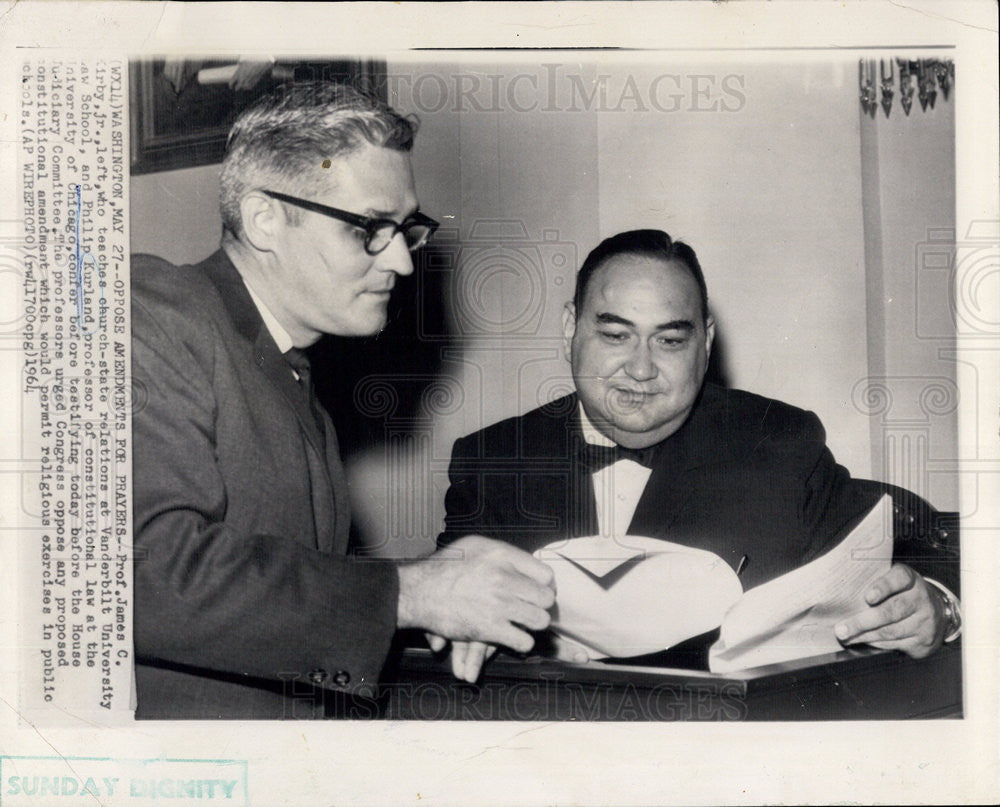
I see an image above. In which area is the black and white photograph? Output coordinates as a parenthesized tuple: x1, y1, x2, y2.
(128, 51, 965, 720)
(2, 2, 997, 806)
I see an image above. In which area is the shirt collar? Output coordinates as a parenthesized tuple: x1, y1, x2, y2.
(578, 402, 616, 447)
(243, 280, 294, 353)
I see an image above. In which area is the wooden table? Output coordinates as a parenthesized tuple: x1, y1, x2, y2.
(380, 642, 962, 721)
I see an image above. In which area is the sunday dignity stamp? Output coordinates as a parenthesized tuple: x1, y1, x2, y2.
(0, 757, 247, 806)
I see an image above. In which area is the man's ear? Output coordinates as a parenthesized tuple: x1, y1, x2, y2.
(704, 314, 716, 361)
(561, 302, 577, 363)
(239, 191, 285, 253)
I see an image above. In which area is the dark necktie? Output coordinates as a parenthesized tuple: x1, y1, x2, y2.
(284, 347, 326, 439)
(576, 441, 657, 473)
(283, 346, 341, 548)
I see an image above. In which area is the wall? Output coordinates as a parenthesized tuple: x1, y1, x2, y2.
(131, 164, 221, 264)
(860, 78, 958, 508)
(346, 59, 603, 555)
(595, 59, 872, 476)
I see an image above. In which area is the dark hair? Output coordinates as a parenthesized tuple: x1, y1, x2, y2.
(220, 81, 417, 238)
(573, 229, 709, 322)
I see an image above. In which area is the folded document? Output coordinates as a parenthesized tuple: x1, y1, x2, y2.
(534, 495, 894, 672)
(534, 535, 743, 659)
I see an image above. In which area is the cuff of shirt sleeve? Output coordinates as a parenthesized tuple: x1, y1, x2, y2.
(924, 577, 962, 642)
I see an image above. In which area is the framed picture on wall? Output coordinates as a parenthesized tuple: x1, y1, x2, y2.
(129, 57, 387, 174)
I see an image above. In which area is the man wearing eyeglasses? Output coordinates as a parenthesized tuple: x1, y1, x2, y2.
(130, 82, 555, 719)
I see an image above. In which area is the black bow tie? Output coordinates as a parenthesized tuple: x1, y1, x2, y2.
(576, 441, 658, 472)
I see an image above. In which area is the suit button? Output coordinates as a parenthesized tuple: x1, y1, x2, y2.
(307, 669, 329, 685)
(333, 670, 351, 687)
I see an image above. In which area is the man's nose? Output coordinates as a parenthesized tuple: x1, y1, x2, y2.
(624, 342, 657, 381)
(375, 232, 415, 277)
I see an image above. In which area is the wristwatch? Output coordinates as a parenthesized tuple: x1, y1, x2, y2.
(927, 580, 962, 643)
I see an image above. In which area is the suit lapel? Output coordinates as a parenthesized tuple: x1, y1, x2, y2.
(514, 396, 598, 541)
(628, 465, 688, 538)
(198, 250, 341, 551)
(566, 428, 600, 538)
(627, 385, 727, 538)
(200, 250, 328, 456)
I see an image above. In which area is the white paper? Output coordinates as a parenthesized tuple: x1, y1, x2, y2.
(709, 495, 894, 673)
(536, 536, 743, 658)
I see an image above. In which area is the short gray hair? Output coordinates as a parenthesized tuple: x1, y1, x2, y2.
(219, 81, 417, 238)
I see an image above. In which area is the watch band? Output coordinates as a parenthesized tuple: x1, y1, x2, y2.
(926, 579, 962, 643)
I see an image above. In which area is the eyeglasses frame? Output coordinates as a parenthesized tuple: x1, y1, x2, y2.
(262, 189, 439, 255)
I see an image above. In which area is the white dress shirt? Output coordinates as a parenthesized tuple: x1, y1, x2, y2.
(244, 280, 294, 353)
(578, 404, 653, 538)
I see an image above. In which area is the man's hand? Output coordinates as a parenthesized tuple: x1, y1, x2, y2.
(448, 640, 497, 683)
(447, 634, 590, 684)
(834, 563, 946, 658)
(422, 635, 495, 684)
(397, 536, 556, 655)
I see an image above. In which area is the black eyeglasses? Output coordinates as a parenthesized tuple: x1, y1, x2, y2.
(263, 190, 440, 255)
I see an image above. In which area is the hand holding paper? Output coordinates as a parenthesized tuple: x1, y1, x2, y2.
(532, 495, 913, 674)
(708, 495, 895, 672)
(834, 562, 948, 658)
(445, 495, 939, 680)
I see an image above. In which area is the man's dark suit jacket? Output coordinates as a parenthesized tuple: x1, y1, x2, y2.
(440, 386, 957, 605)
(131, 250, 398, 719)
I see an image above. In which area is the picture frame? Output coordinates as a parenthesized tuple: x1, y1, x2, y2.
(129, 57, 387, 174)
